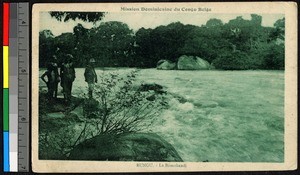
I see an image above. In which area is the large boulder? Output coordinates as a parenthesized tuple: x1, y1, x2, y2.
(139, 83, 164, 93)
(157, 60, 176, 70)
(177, 55, 211, 70)
(69, 133, 183, 161)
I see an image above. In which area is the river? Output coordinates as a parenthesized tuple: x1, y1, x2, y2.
(39, 68, 284, 162)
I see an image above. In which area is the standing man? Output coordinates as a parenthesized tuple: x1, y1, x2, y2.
(60, 54, 76, 103)
(51, 55, 60, 98)
(84, 58, 98, 98)
(41, 58, 60, 99)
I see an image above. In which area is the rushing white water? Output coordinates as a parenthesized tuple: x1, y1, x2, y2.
(39, 68, 284, 162)
(134, 69, 284, 162)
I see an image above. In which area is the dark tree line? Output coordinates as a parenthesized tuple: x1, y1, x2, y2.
(39, 13, 284, 70)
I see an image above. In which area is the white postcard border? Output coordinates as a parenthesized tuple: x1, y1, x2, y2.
(32, 2, 297, 173)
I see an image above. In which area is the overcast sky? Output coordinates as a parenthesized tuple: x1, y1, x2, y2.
(39, 12, 284, 36)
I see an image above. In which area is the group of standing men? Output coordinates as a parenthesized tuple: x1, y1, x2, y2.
(41, 54, 98, 103)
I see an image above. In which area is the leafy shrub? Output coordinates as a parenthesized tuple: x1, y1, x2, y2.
(82, 70, 165, 135)
(263, 43, 284, 70)
(213, 51, 251, 70)
(39, 70, 165, 159)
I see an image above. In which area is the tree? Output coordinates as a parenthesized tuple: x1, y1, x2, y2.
(49, 12, 105, 24)
(181, 24, 228, 63)
(40, 30, 55, 38)
(250, 14, 262, 26)
(270, 17, 285, 41)
(213, 50, 251, 70)
(274, 17, 285, 30)
(54, 32, 77, 65)
(263, 43, 284, 70)
(46, 12, 106, 67)
(135, 22, 196, 67)
(39, 30, 56, 67)
(135, 27, 154, 67)
(224, 16, 254, 52)
(73, 24, 90, 66)
(89, 21, 135, 67)
(206, 18, 223, 27)
(40, 14, 284, 70)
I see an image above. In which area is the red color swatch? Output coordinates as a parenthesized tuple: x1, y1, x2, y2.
(3, 3, 10, 46)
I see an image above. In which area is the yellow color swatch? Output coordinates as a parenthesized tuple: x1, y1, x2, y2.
(3, 46, 9, 88)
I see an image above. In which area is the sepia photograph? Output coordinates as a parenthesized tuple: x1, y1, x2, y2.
(32, 2, 297, 172)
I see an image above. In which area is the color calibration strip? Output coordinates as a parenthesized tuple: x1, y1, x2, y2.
(9, 3, 19, 172)
(3, 2, 29, 172)
(17, 3, 30, 172)
(3, 2, 10, 172)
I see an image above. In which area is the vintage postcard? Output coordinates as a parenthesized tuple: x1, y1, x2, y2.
(32, 2, 297, 173)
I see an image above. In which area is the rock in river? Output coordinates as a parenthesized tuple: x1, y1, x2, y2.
(139, 83, 165, 94)
(177, 55, 211, 70)
(157, 59, 176, 70)
(69, 133, 183, 161)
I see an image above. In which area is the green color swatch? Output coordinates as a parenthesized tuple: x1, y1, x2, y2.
(3, 88, 9, 131)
